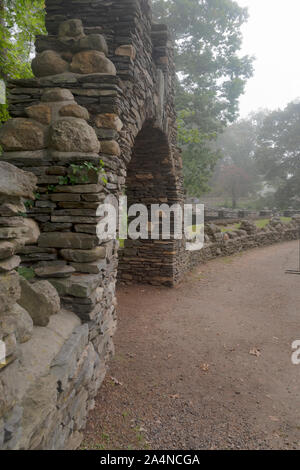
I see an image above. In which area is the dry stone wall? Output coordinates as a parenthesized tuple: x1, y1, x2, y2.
(185, 218, 300, 271)
(0, 0, 298, 451)
(0, 0, 183, 450)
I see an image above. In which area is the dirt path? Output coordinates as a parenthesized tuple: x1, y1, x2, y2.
(83, 241, 300, 450)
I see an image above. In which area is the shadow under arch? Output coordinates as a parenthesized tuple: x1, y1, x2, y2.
(118, 120, 182, 286)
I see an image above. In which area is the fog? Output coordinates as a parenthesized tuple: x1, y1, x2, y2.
(237, 0, 300, 116)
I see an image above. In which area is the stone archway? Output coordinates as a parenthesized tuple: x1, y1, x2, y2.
(0, 0, 185, 449)
(118, 120, 181, 286)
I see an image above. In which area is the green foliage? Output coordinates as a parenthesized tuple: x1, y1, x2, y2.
(153, 0, 254, 196)
(17, 266, 35, 281)
(0, 0, 46, 121)
(255, 101, 300, 208)
(58, 161, 107, 186)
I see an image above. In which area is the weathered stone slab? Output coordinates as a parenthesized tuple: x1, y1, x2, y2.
(0, 162, 37, 199)
(48, 274, 100, 299)
(0, 119, 46, 151)
(38, 232, 98, 249)
(0, 241, 16, 260)
(41, 88, 74, 102)
(0, 271, 21, 314)
(34, 263, 75, 279)
(8, 303, 33, 343)
(18, 278, 60, 327)
(22, 219, 40, 245)
(60, 246, 105, 263)
(0, 227, 28, 240)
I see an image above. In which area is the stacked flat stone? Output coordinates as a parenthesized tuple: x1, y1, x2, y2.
(0, 0, 181, 450)
(0, 163, 36, 367)
(0, 162, 62, 366)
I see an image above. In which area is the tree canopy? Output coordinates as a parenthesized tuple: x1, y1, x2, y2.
(153, 0, 254, 196)
(255, 101, 300, 208)
(0, 0, 45, 121)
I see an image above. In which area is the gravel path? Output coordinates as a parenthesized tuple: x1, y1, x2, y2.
(83, 241, 300, 450)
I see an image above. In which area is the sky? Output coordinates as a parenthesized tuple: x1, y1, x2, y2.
(237, 0, 300, 117)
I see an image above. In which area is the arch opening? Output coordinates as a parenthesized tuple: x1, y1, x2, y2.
(118, 121, 181, 286)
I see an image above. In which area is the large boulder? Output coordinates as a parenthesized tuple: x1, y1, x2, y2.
(22, 218, 40, 245)
(76, 34, 108, 55)
(58, 19, 85, 42)
(32, 50, 69, 77)
(0, 162, 37, 199)
(59, 104, 89, 120)
(94, 113, 123, 131)
(70, 51, 116, 75)
(18, 278, 60, 327)
(0, 271, 21, 314)
(49, 117, 100, 153)
(1, 303, 33, 343)
(41, 88, 74, 103)
(0, 119, 46, 152)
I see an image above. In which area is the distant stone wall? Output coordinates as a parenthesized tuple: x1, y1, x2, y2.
(185, 218, 300, 271)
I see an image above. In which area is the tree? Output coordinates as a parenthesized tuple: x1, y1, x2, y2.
(255, 101, 300, 208)
(206, 112, 267, 208)
(152, 0, 254, 196)
(0, 0, 46, 122)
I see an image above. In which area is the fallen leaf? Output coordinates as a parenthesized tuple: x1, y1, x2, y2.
(110, 376, 123, 386)
(250, 348, 261, 357)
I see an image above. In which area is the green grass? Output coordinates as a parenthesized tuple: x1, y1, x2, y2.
(220, 217, 292, 233)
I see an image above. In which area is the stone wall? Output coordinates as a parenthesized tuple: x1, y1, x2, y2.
(185, 218, 300, 271)
(0, 161, 114, 449)
(0, 0, 183, 450)
(0, 0, 298, 451)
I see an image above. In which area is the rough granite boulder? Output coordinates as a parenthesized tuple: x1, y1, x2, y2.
(18, 278, 60, 327)
(2, 303, 33, 343)
(70, 51, 116, 75)
(58, 19, 85, 42)
(59, 104, 89, 120)
(49, 118, 100, 153)
(22, 219, 41, 246)
(32, 50, 69, 77)
(76, 34, 108, 54)
(0, 271, 21, 314)
(41, 88, 74, 103)
(0, 119, 46, 152)
(60, 246, 106, 263)
(25, 104, 52, 126)
(94, 113, 123, 131)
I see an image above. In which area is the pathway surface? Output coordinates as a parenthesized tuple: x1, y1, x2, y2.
(83, 241, 300, 450)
